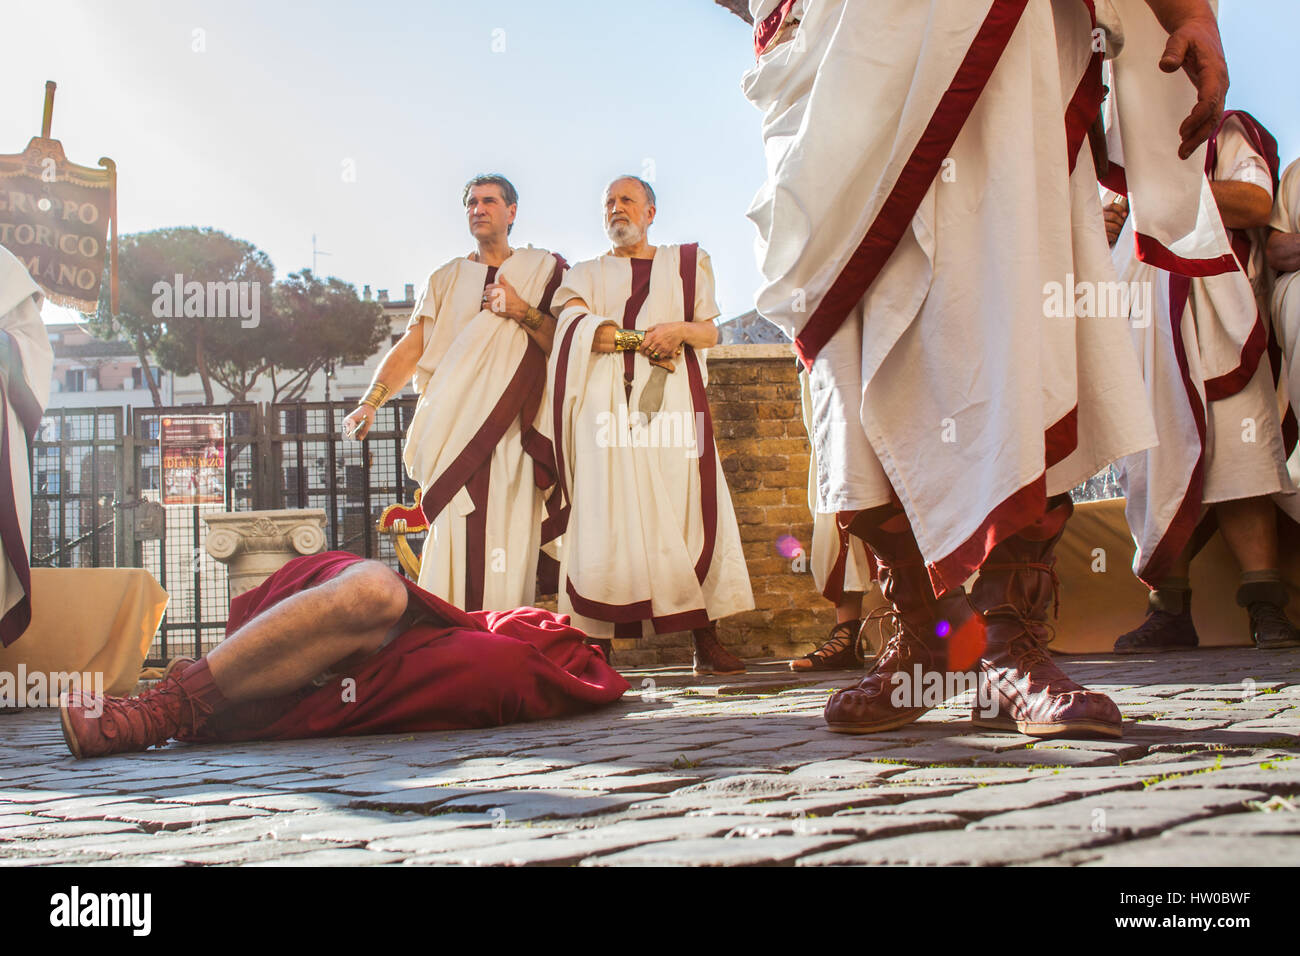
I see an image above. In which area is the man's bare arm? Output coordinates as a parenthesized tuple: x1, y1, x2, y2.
(1267, 229, 1300, 274)
(523, 313, 557, 354)
(342, 325, 424, 439)
(559, 296, 676, 371)
(559, 297, 617, 353)
(505, 299, 557, 354)
(366, 324, 423, 394)
(1144, 0, 1228, 159)
(642, 320, 719, 359)
(1210, 181, 1273, 230)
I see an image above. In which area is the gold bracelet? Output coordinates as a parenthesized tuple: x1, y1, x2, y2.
(613, 328, 645, 351)
(521, 306, 544, 331)
(360, 382, 390, 410)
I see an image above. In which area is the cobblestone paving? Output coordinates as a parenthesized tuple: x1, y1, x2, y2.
(1, 648, 1297, 866)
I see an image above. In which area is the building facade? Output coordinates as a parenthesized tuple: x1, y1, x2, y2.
(45, 322, 174, 409)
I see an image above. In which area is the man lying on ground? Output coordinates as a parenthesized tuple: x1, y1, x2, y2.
(59, 552, 629, 758)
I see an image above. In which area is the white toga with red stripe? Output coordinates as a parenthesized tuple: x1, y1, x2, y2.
(741, 0, 1226, 595)
(549, 245, 754, 638)
(1113, 112, 1298, 583)
(402, 246, 565, 612)
(0, 245, 51, 647)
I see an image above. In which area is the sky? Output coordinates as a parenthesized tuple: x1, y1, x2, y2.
(2, 0, 1298, 327)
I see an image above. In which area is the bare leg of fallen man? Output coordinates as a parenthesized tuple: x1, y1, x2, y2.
(204, 561, 410, 699)
(60, 560, 411, 758)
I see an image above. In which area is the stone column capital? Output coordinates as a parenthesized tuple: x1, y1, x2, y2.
(204, 509, 328, 597)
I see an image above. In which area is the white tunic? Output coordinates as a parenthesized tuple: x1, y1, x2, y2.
(1113, 114, 1297, 583)
(799, 369, 872, 602)
(742, 0, 1188, 594)
(549, 244, 754, 637)
(0, 245, 51, 646)
(402, 246, 566, 611)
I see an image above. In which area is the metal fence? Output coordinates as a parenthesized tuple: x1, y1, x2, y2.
(270, 400, 420, 561)
(1071, 465, 1123, 504)
(30, 399, 421, 665)
(29, 406, 126, 572)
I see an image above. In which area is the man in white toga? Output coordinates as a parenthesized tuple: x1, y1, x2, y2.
(344, 174, 566, 612)
(548, 176, 755, 675)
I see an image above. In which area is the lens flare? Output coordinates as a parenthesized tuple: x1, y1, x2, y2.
(776, 535, 803, 559)
(935, 619, 951, 638)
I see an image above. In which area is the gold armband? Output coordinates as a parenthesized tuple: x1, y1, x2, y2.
(520, 306, 544, 331)
(613, 328, 645, 351)
(360, 382, 391, 410)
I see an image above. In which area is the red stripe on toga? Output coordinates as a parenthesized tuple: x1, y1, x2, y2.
(622, 259, 654, 399)
(565, 579, 711, 634)
(1199, 112, 1279, 401)
(753, 0, 799, 58)
(543, 316, 584, 543)
(463, 459, 491, 612)
(925, 404, 1079, 596)
(418, 266, 547, 602)
(1132, 273, 1207, 586)
(1133, 235, 1240, 277)
(793, 0, 1032, 369)
(539, 254, 568, 315)
(1064, 3, 1101, 176)
(678, 243, 719, 585)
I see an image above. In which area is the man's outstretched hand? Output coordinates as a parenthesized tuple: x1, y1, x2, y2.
(343, 405, 375, 441)
(1148, 1, 1228, 159)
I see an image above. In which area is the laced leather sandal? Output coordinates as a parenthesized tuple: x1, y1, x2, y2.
(790, 619, 864, 671)
(969, 499, 1122, 739)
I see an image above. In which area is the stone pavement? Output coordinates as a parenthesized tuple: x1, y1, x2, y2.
(0, 648, 1297, 866)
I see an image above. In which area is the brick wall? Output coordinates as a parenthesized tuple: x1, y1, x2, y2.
(610, 343, 839, 667)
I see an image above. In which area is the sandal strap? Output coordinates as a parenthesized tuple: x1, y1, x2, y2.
(807, 619, 859, 658)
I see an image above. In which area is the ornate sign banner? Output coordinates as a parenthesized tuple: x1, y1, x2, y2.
(0, 82, 118, 313)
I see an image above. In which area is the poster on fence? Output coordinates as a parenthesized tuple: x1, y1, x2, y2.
(160, 415, 225, 506)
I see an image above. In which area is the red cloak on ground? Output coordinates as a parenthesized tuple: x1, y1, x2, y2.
(189, 551, 629, 742)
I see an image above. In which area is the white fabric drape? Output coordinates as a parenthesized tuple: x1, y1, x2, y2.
(742, 0, 1181, 593)
(0, 245, 52, 646)
(402, 246, 564, 611)
(549, 245, 754, 637)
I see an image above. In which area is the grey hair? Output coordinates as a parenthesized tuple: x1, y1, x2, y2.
(609, 175, 656, 207)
